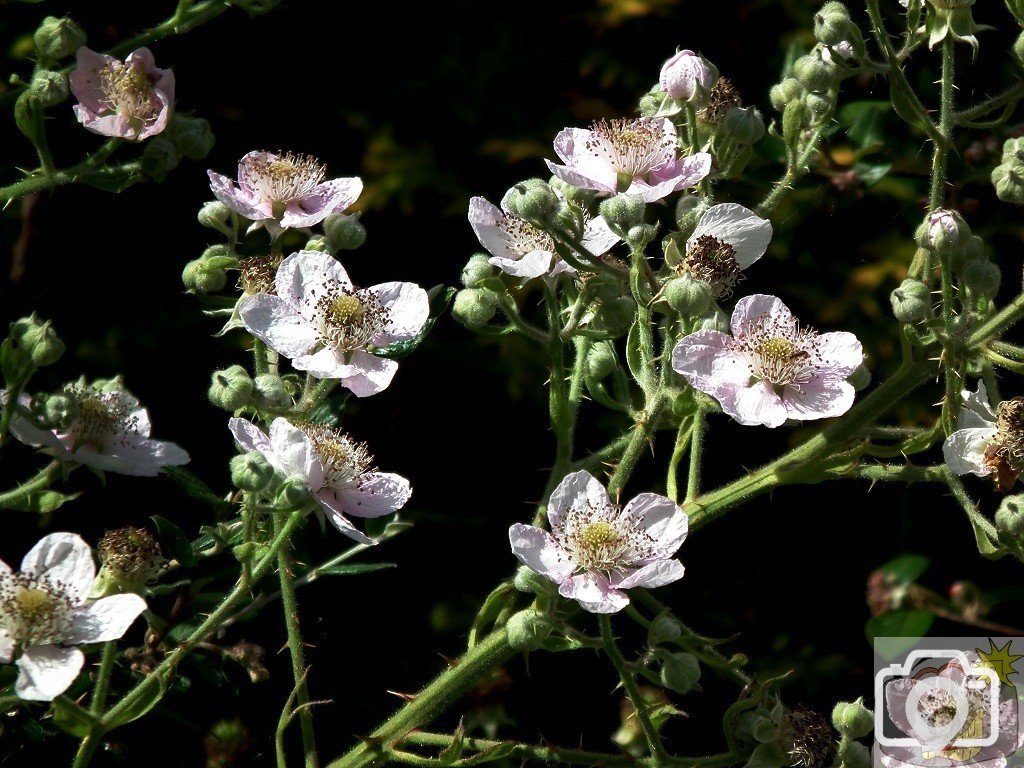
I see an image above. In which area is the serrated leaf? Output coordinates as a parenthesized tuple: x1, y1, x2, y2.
(162, 467, 231, 510)
(373, 285, 454, 360)
(151, 515, 197, 568)
(9, 489, 80, 514)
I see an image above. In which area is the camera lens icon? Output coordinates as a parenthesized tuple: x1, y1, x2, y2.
(902, 674, 971, 751)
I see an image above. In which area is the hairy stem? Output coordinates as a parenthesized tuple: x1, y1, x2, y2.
(0, 461, 64, 510)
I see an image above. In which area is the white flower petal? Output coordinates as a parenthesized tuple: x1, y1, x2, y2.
(943, 427, 997, 477)
(689, 203, 772, 269)
(275, 249, 352, 305)
(581, 216, 621, 257)
(959, 380, 997, 429)
(15, 645, 85, 701)
(623, 493, 688, 557)
(671, 331, 749, 394)
(558, 572, 629, 614)
(547, 470, 610, 529)
(21, 533, 95, 602)
(730, 294, 792, 337)
(814, 332, 864, 377)
(719, 381, 789, 428)
(508, 523, 575, 583)
(229, 417, 272, 455)
(613, 560, 685, 590)
(468, 197, 518, 262)
(67, 594, 146, 644)
(238, 294, 319, 359)
(268, 418, 325, 489)
(316, 493, 376, 545)
(0, 629, 13, 663)
(327, 472, 411, 518)
(292, 347, 349, 380)
(336, 351, 400, 398)
(488, 250, 553, 278)
(783, 378, 855, 421)
(368, 281, 430, 345)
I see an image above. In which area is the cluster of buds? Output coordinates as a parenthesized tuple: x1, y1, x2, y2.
(912, 209, 1000, 312)
(992, 137, 1024, 205)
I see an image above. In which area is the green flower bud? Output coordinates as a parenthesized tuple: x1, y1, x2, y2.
(230, 451, 275, 493)
(648, 615, 682, 647)
(804, 92, 833, 123)
(452, 288, 498, 329)
(461, 254, 497, 288)
(627, 223, 657, 249)
(848, 363, 872, 392)
(839, 741, 871, 768)
(29, 70, 68, 107)
(253, 373, 291, 409)
(549, 177, 595, 205)
(700, 309, 730, 333)
(962, 258, 1000, 299)
(198, 200, 233, 235)
(1014, 32, 1024, 68)
(924, 1, 980, 52)
(659, 651, 701, 694)
(831, 697, 874, 740)
(92, 527, 166, 597)
(548, 201, 585, 241)
(723, 106, 765, 145)
(793, 53, 836, 93)
(814, 2, 854, 47)
(599, 194, 646, 238)
(513, 565, 556, 595)
(141, 137, 180, 182)
(208, 365, 254, 411)
(33, 16, 86, 62)
(992, 139, 1024, 205)
(11, 314, 64, 366)
(664, 275, 712, 317)
(595, 296, 638, 337)
(39, 392, 78, 430)
(324, 213, 367, 252)
(890, 279, 931, 322)
(674, 196, 711, 239)
(503, 179, 559, 224)
(505, 609, 554, 651)
(168, 114, 215, 160)
(769, 77, 804, 113)
(276, 477, 313, 509)
(995, 495, 1024, 545)
(639, 88, 682, 118)
(917, 209, 970, 252)
(182, 246, 237, 294)
(585, 341, 618, 381)
(305, 235, 329, 252)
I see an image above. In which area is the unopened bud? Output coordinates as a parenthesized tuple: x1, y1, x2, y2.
(585, 341, 618, 381)
(962, 258, 1000, 299)
(29, 70, 69, 107)
(167, 115, 214, 160)
(253, 373, 291, 409)
(992, 139, 1024, 205)
(276, 477, 313, 509)
(513, 565, 556, 595)
(323, 213, 367, 252)
(548, 201, 585, 241)
(664, 275, 712, 316)
(770, 77, 804, 112)
(995, 495, 1024, 546)
(183, 246, 237, 294)
(917, 209, 970, 252)
(793, 53, 836, 93)
(34, 16, 85, 62)
(461, 254, 497, 288)
(648, 615, 682, 646)
(831, 697, 874, 739)
(208, 365, 254, 411)
(11, 314, 64, 366)
(599, 194, 646, 237)
(848, 363, 872, 391)
(453, 288, 498, 329)
(503, 179, 559, 224)
(506, 609, 554, 651)
(39, 392, 77, 429)
(141, 137, 180, 182)
(658, 651, 701, 694)
(198, 201, 233, 235)
(659, 49, 718, 101)
(1014, 32, 1024, 68)
(230, 451, 275, 494)
(723, 106, 765, 145)
(840, 742, 871, 768)
(890, 279, 932, 322)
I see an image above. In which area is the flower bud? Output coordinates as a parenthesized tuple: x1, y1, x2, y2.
(995, 495, 1024, 545)
(230, 451, 275, 494)
(461, 254, 497, 288)
(253, 373, 291, 409)
(548, 201, 585, 241)
(840, 742, 871, 768)
(831, 697, 873, 739)
(585, 341, 618, 381)
(664, 275, 712, 317)
(769, 77, 805, 112)
(276, 477, 313, 510)
(513, 565, 556, 595)
(324, 213, 367, 252)
(11, 313, 64, 366)
(168, 115, 215, 160)
(814, 2, 855, 47)
(597, 296, 638, 337)
(793, 53, 836, 93)
(648, 615, 682, 647)
(453, 288, 498, 329)
(29, 70, 69, 107)
(208, 365, 254, 411)
(183, 246, 237, 294)
(141, 137, 180, 182)
(962, 258, 1000, 299)
(305, 235, 329, 252)
(92, 527, 166, 597)
(549, 177, 595, 205)
(723, 106, 765, 145)
(599, 195, 646, 238)
(674, 196, 711, 238)
(848, 363, 872, 392)
(658, 651, 701, 694)
(992, 139, 1024, 205)
(506, 609, 554, 651)
(890, 279, 932, 323)
(659, 49, 718, 101)
(804, 92, 833, 123)
(33, 16, 86, 62)
(917, 209, 969, 252)
(39, 392, 78, 429)
(503, 179, 560, 224)
(198, 201, 233, 235)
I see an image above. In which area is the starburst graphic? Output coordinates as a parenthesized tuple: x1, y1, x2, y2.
(976, 639, 1023, 688)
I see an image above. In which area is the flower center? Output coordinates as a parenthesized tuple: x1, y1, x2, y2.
(736, 313, 820, 389)
(501, 214, 555, 256)
(553, 504, 656, 573)
(99, 61, 159, 124)
(587, 118, 675, 182)
(699, 77, 742, 124)
(311, 287, 388, 353)
(301, 424, 373, 485)
(984, 397, 1024, 489)
(0, 576, 74, 646)
(65, 389, 138, 449)
(238, 254, 281, 295)
(679, 235, 741, 297)
(244, 152, 326, 206)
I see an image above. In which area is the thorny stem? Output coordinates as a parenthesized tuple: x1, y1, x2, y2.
(0, 460, 64, 510)
(685, 409, 705, 503)
(666, 420, 693, 503)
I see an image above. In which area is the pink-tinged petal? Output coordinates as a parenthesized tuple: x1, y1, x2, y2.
(613, 559, 685, 590)
(545, 159, 615, 195)
(644, 152, 712, 194)
(783, 378, 855, 421)
(718, 381, 788, 428)
(508, 523, 575, 583)
(73, 108, 134, 139)
(208, 170, 268, 220)
(7, 392, 63, 451)
(137, 79, 174, 139)
(368, 281, 430, 345)
(547, 471, 610, 529)
(581, 216, 621, 257)
(622, 493, 688, 557)
(558, 572, 629, 614)
(15, 645, 84, 702)
(336, 351, 399, 398)
(21, 533, 95, 602)
(276, 249, 353, 305)
(229, 417, 272, 455)
(671, 331, 750, 394)
(943, 426, 997, 477)
(468, 197, 518, 262)
(328, 472, 411, 518)
(125, 47, 157, 72)
(68, 47, 116, 113)
(315, 492, 375, 545)
(488, 250, 553, 279)
(268, 418, 324, 489)
(280, 177, 363, 229)
(239, 294, 318, 359)
(551, 127, 619, 191)
(0, 630, 12, 664)
(688, 203, 772, 270)
(959, 380, 997, 429)
(75, 439, 188, 477)
(814, 332, 864, 377)
(67, 594, 146, 644)
(730, 294, 792, 337)
(292, 347, 348, 380)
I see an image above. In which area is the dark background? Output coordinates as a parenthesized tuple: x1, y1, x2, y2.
(1, 0, 1023, 765)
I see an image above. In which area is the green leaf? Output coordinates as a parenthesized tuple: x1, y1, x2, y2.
(840, 101, 890, 153)
(316, 563, 396, 577)
(162, 467, 231, 510)
(878, 554, 930, 588)
(866, 610, 935, 661)
(468, 581, 516, 649)
(374, 285, 455, 360)
(104, 677, 167, 731)
(306, 391, 350, 429)
(151, 515, 198, 568)
(50, 697, 97, 738)
(146, 579, 191, 597)
(889, 76, 929, 133)
(539, 634, 586, 653)
(9, 489, 80, 514)
(853, 162, 892, 187)
(745, 741, 788, 768)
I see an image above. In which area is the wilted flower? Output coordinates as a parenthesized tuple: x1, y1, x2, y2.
(672, 294, 863, 428)
(208, 151, 362, 233)
(229, 417, 411, 544)
(675, 203, 772, 298)
(659, 50, 718, 101)
(508, 470, 688, 614)
(9, 382, 189, 476)
(943, 381, 1024, 491)
(468, 192, 620, 279)
(69, 47, 174, 141)
(0, 533, 146, 701)
(95, 527, 166, 594)
(546, 118, 712, 203)
(780, 708, 834, 768)
(239, 250, 429, 397)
